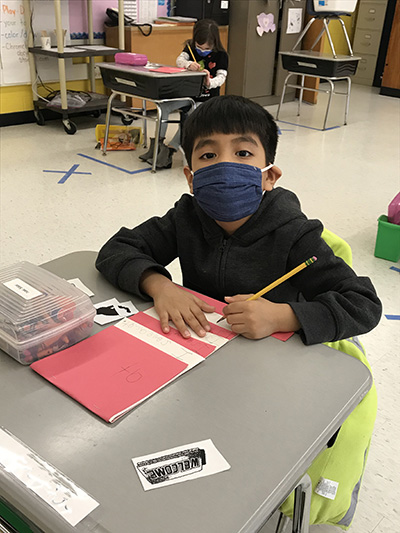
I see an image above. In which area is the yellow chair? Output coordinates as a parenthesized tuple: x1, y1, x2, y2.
(276, 229, 377, 532)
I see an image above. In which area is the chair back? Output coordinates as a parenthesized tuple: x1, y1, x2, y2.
(321, 228, 353, 267)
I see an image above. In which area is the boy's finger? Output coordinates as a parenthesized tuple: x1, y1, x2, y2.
(225, 294, 253, 302)
(170, 312, 190, 339)
(191, 307, 211, 332)
(197, 300, 215, 313)
(158, 311, 170, 334)
(182, 311, 207, 337)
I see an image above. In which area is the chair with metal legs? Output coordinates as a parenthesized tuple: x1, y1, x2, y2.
(102, 91, 195, 173)
(274, 474, 312, 533)
(276, 0, 360, 130)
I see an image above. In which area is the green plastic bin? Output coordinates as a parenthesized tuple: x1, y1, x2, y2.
(374, 215, 400, 262)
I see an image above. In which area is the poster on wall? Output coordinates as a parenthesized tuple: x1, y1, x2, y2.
(286, 8, 303, 34)
(0, 0, 69, 86)
(0, 1, 30, 84)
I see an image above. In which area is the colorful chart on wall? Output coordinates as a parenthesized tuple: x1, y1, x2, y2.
(0, 0, 69, 86)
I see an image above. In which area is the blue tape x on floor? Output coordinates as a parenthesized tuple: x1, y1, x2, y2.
(78, 153, 152, 175)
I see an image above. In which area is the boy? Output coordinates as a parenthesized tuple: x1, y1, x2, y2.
(96, 95, 381, 345)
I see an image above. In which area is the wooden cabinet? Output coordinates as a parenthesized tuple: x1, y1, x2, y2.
(352, 0, 389, 85)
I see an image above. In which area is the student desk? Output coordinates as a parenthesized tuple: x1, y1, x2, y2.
(0, 252, 373, 533)
(97, 62, 205, 172)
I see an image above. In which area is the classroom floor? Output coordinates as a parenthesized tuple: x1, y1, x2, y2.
(0, 83, 399, 533)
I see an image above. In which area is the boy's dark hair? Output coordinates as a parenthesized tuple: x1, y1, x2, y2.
(187, 19, 226, 53)
(182, 95, 279, 167)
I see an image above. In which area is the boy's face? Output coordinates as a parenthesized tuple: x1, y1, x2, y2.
(184, 131, 282, 234)
(184, 131, 281, 193)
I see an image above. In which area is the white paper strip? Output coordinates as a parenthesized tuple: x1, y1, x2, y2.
(143, 307, 231, 349)
(115, 318, 204, 370)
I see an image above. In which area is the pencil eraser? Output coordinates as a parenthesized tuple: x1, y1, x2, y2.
(312, 256, 317, 261)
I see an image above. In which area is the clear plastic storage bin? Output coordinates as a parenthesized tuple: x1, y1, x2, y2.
(0, 262, 96, 365)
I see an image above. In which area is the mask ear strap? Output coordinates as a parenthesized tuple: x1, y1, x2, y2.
(261, 163, 274, 173)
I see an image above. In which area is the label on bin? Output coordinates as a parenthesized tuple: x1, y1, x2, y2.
(3, 278, 42, 300)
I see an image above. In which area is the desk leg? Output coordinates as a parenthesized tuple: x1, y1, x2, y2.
(142, 100, 148, 148)
(344, 77, 351, 125)
(298, 75, 305, 116)
(276, 73, 292, 121)
(323, 79, 334, 131)
(103, 92, 117, 156)
(292, 473, 311, 533)
(152, 106, 163, 173)
(275, 513, 290, 533)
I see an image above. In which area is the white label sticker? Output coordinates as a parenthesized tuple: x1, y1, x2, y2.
(315, 477, 339, 500)
(221, 1, 229, 8)
(3, 278, 42, 300)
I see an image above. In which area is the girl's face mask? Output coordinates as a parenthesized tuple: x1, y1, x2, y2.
(192, 161, 273, 222)
(195, 45, 212, 57)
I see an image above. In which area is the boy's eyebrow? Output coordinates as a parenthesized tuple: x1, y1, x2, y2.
(193, 138, 217, 151)
(231, 135, 259, 146)
(193, 135, 259, 152)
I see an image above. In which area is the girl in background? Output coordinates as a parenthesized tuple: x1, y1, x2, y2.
(139, 19, 228, 169)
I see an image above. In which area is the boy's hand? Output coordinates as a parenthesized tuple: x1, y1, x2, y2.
(140, 271, 215, 338)
(222, 295, 301, 339)
(188, 62, 201, 71)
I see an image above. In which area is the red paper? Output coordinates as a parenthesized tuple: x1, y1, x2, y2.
(272, 331, 294, 342)
(149, 66, 186, 73)
(31, 326, 187, 423)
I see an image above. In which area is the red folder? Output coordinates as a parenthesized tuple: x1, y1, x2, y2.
(31, 325, 187, 423)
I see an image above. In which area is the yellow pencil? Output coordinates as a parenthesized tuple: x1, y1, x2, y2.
(217, 256, 317, 323)
(187, 44, 198, 64)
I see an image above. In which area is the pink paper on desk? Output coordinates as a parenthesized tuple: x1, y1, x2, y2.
(31, 326, 187, 423)
(149, 66, 186, 73)
(271, 331, 294, 341)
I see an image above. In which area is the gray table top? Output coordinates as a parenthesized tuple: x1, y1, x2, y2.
(0, 252, 372, 533)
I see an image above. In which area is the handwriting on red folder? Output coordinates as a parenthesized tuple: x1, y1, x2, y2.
(31, 288, 293, 424)
(31, 326, 187, 423)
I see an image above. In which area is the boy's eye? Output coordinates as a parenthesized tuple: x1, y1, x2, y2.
(236, 150, 252, 157)
(200, 152, 216, 160)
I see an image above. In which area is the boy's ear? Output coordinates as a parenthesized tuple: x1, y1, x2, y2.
(184, 165, 194, 193)
(262, 165, 282, 191)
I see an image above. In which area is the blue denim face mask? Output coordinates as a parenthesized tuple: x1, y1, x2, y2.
(192, 162, 273, 222)
(195, 47, 212, 57)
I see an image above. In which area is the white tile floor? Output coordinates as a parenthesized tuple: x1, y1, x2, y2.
(0, 83, 399, 532)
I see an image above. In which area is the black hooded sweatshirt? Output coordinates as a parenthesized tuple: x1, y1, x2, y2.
(96, 188, 382, 345)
